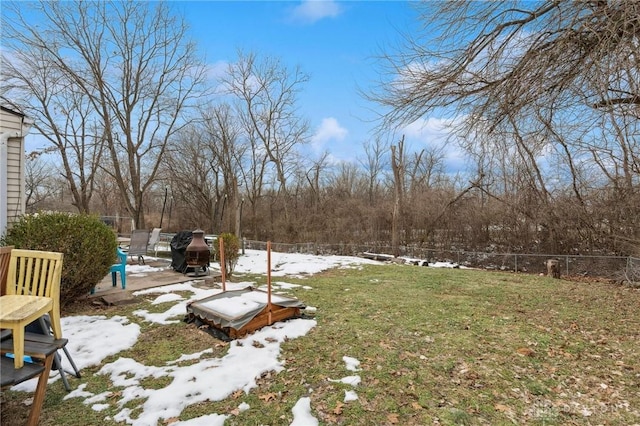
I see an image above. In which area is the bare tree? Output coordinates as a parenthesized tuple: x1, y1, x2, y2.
(92, 168, 128, 230)
(200, 103, 246, 236)
(370, 0, 640, 254)
(328, 161, 362, 199)
(1, 1, 207, 227)
(238, 123, 270, 240)
(407, 145, 446, 193)
(305, 151, 331, 214)
(24, 153, 57, 212)
(222, 51, 310, 221)
(359, 137, 388, 205)
(372, 2, 639, 128)
(390, 136, 406, 257)
(164, 127, 220, 231)
(1, 46, 105, 213)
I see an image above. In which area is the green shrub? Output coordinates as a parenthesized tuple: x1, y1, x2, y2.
(2, 212, 117, 307)
(213, 233, 240, 276)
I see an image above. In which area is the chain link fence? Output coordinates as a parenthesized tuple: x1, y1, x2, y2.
(625, 257, 640, 285)
(243, 239, 636, 282)
(152, 235, 636, 284)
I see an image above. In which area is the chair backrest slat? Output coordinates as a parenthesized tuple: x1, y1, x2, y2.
(17, 257, 32, 295)
(36, 258, 44, 294)
(36, 257, 49, 297)
(0, 246, 13, 296)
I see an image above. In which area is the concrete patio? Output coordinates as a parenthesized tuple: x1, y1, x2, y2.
(88, 258, 219, 305)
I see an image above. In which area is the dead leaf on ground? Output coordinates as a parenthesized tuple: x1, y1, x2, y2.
(259, 392, 277, 402)
(547, 347, 573, 359)
(379, 341, 393, 350)
(516, 347, 536, 357)
(387, 413, 399, 424)
(400, 351, 418, 360)
(333, 401, 344, 415)
(494, 403, 511, 412)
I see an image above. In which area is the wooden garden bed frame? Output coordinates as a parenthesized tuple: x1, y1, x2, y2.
(186, 241, 304, 339)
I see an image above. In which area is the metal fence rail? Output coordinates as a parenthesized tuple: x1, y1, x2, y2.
(243, 239, 635, 280)
(149, 235, 637, 282)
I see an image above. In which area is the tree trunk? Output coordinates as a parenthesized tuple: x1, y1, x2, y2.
(390, 136, 406, 258)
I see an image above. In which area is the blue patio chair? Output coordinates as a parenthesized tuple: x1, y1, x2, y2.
(90, 247, 127, 295)
(111, 247, 127, 289)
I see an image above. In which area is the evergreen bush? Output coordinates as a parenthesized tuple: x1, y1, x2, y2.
(2, 212, 117, 306)
(213, 233, 240, 276)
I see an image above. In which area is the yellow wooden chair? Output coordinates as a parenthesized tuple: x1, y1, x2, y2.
(5, 249, 64, 340)
(2, 249, 80, 389)
(0, 246, 13, 296)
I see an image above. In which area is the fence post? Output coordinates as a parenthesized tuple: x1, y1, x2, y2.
(565, 256, 570, 276)
(514, 254, 518, 272)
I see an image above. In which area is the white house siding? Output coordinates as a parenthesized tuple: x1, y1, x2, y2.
(6, 136, 24, 222)
(1, 106, 28, 236)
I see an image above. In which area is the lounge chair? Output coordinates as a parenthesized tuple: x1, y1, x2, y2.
(127, 229, 150, 265)
(148, 228, 162, 256)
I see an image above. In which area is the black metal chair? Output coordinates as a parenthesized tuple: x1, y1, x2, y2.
(3, 315, 82, 392)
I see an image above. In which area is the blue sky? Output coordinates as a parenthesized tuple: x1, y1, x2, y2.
(176, 1, 463, 169)
(10, 0, 465, 171)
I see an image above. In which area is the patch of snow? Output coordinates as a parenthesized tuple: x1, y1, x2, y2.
(151, 293, 184, 305)
(199, 296, 263, 318)
(290, 397, 318, 426)
(344, 390, 358, 402)
(343, 356, 361, 372)
(328, 375, 361, 386)
(172, 413, 229, 426)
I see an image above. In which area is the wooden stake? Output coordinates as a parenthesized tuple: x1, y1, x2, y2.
(219, 238, 226, 292)
(267, 241, 272, 324)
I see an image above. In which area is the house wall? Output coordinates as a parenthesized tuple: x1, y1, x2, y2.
(1, 107, 28, 236)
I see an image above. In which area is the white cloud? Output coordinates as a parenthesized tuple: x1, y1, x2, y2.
(289, 0, 343, 24)
(402, 117, 456, 144)
(311, 117, 348, 150)
(206, 60, 229, 81)
(401, 116, 469, 173)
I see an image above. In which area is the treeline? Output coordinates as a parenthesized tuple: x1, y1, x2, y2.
(4, 1, 639, 257)
(26, 129, 639, 257)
